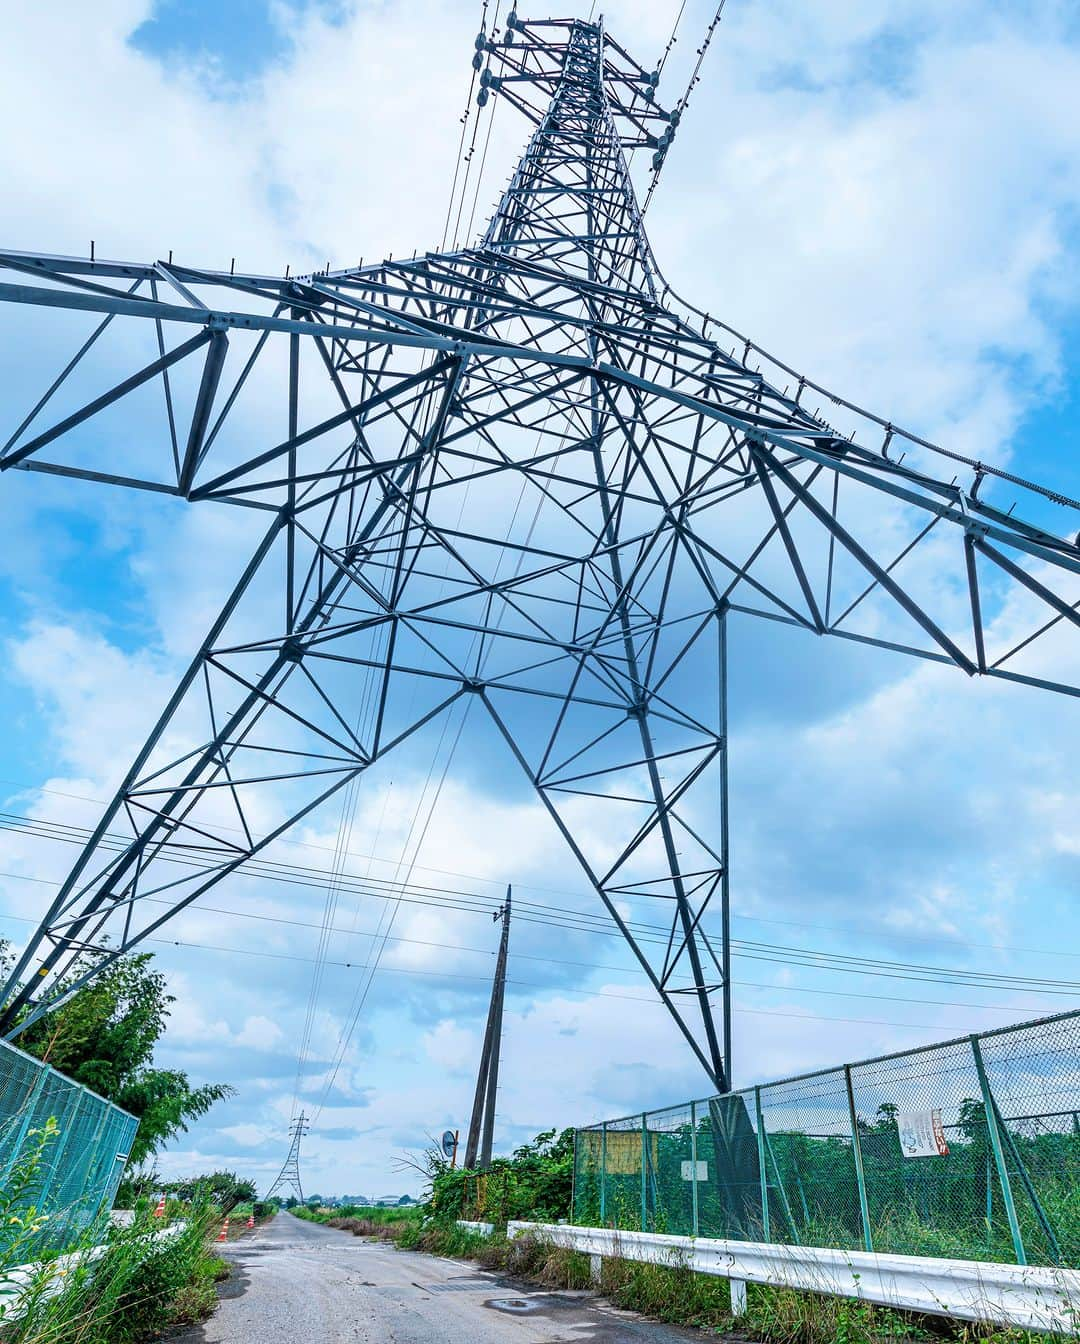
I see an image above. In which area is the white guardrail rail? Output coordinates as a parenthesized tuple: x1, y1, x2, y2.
(0, 1222, 186, 1323)
(507, 1222, 1080, 1335)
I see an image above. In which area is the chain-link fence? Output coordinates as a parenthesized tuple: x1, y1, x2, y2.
(573, 1009, 1080, 1266)
(0, 1035, 139, 1250)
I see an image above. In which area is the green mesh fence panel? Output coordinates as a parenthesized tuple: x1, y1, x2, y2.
(572, 1009, 1080, 1267)
(848, 1038, 1000, 1258)
(757, 1067, 862, 1249)
(0, 1036, 138, 1253)
(645, 1103, 694, 1233)
(976, 1014, 1080, 1265)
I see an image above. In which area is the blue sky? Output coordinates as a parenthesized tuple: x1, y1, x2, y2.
(1, 0, 1079, 1199)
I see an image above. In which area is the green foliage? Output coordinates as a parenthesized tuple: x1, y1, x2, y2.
(163, 1170, 258, 1212)
(292, 1204, 421, 1246)
(293, 1204, 422, 1238)
(0, 1117, 60, 1266)
(0, 1134, 226, 1344)
(428, 1127, 575, 1226)
(167, 1250, 227, 1328)
(15, 952, 234, 1165)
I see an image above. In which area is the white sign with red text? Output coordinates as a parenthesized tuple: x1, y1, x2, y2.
(896, 1109, 949, 1158)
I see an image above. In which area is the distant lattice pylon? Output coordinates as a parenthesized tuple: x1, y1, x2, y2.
(266, 1113, 310, 1204)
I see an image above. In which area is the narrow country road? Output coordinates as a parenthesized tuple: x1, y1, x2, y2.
(170, 1211, 712, 1343)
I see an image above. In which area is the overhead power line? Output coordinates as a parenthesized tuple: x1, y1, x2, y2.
(6, 812, 1080, 1000)
(6, 781, 1075, 965)
(0, 898, 1058, 1020)
(3, 813, 1079, 998)
(0, 906, 978, 1034)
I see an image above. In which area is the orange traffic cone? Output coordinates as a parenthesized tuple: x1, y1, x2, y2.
(246, 1213, 254, 1229)
(216, 1217, 230, 1242)
(153, 1195, 166, 1218)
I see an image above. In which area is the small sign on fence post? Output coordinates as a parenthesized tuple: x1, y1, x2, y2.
(680, 1160, 708, 1182)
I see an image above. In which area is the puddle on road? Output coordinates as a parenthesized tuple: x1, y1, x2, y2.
(485, 1296, 540, 1314)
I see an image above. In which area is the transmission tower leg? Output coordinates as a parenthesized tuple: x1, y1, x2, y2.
(719, 606, 732, 1085)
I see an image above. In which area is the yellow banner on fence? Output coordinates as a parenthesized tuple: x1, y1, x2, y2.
(579, 1128, 658, 1175)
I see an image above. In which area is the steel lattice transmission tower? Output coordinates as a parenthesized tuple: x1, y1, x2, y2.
(0, 15, 1078, 1093)
(266, 1113, 310, 1204)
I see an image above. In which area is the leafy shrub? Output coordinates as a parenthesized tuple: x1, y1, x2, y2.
(427, 1128, 574, 1225)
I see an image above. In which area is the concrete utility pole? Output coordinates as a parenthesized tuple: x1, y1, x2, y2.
(463, 888, 511, 1170)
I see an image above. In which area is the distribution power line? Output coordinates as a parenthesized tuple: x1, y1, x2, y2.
(0, 12, 1077, 1096)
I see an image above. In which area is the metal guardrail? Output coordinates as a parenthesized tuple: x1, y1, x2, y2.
(507, 1221, 1080, 1334)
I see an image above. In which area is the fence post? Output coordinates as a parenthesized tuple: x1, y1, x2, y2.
(640, 1112, 647, 1232)
(844, 1066, 873, 1253)
(971, 1035, 1026, 1266)
(599, 1124, 607, 1224)
(754, 1086, 771, 1242)
(690, 1101, 699, 1238)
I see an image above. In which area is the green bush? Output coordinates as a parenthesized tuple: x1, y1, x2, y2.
(429, 1128, 574, 1225)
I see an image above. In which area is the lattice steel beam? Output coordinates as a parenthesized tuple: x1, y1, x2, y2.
(1, 17, 1077, 1093)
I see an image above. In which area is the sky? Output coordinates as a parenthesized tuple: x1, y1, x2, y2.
(1, 0, 1079, 1200)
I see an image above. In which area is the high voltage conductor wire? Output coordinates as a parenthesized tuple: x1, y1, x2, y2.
(642, 1, 728, 217)
(310, 416, 553, 1123)
(442, 0, 489, 250)
(10, 782, 1079, 967)
(0, 909, 984, 1034)
(452, 0, 503, 250)
(4, 812, 1080, 993)
(0, 899, 1055, 1018)
(0, 810, 1036, 959)
(1, 848, 1078, 1004)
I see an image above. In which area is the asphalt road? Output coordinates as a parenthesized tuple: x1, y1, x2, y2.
(170, 1211, 712, 1343)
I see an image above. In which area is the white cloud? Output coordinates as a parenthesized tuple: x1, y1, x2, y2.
(235, 1015, 286, 1051)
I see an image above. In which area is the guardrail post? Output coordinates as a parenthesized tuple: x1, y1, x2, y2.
(844, 1066, 873, 1253)
(590, 1252, 602, 1285)
(754, 1086, 770, 1242)
(600, 1123, 607, 1225)
(690, 1101, 699, 1238)
(640, 1112, 647, 1232)
(971, 1035, 1026, 1265)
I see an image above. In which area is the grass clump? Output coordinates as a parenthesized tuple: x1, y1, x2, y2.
(0, 1125, 229, 1344)
(291, 1204, 422, 1240)
(1, 1205, 227, 1344)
